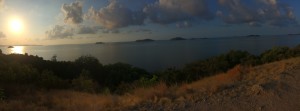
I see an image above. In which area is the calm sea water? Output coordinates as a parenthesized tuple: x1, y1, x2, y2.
(1, 35, 300, 71)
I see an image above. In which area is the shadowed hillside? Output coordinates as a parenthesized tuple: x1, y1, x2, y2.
(0, 57, 299, 111)
(0, 45, 300, 111)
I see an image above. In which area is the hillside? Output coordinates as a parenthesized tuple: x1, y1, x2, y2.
(1, 57, 299, 111)
(126, 57, 300, 111)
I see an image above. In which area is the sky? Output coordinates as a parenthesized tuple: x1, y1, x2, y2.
(0, 0, 299, 45)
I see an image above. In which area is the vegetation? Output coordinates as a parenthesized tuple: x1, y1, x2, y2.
(0, 44, 299, 96)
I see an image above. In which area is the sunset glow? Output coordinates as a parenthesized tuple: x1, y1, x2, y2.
(9, 18, 23, 33)
(11, 46, 24, 54)
(0, 0, 298, 45)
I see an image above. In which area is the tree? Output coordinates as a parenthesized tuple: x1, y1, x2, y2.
(51, 54, 57, 62)
(72, 70, 98, 93)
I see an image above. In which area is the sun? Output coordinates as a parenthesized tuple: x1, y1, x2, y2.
(10, 18, 23, 33)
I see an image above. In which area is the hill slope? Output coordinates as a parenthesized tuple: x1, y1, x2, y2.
(0, 58, 299, 111)
(127, 57, 300, 111)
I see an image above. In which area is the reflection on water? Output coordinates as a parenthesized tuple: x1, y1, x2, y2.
(11, 46, 24, 54)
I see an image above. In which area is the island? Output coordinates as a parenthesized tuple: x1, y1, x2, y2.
(190, 38, 209, 40)
(288, 33, 300, 36)
(95, 42, 104, 44)
(246, 35, 261, 37)
(135, 39, 155, 42)
(8, 46, 14, 48)
(170, 37, 186, 41)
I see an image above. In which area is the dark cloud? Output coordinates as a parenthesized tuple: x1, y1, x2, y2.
(45, 25, 74, 39)
(61, 1, 83, 24)
(85, 0, 213, 29)
(77, 25, 101, 34)
(61, 0, 297, 31)
(143, 0, 214, 25)
(217, 0, 298, 27)
(86, 0, 145, 29)
(0, 32, 5, 38)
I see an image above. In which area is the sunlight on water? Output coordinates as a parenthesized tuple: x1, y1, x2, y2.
(11, 46, 24, 54)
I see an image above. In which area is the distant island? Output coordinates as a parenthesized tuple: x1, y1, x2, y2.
(8, 46, 14, 48)
(246, 35, 261, 37)
(95, 42, 104, 44)
(170, 37, 186, 41)
(135, 39, 155, 42)
(288, 33, 300, 36)
(190, 38, 209, 40)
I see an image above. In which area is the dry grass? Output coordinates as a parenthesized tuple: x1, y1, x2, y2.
(180, 65, 245, 94)
(1, 57, 300, 111)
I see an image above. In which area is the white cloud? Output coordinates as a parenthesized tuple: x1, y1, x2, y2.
(45, 25, 74, 39)
(77, 25, 100, 34)
(86, 1, 145, 29)
(0, 31, 5, 38)
(61, 1, 83, 24)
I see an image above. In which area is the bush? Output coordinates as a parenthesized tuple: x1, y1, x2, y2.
(157, 68, 192, 85)
(0, 88, 5, 101)
(72, 70, 98, 93)
(138, 75, 159, 87)
(75, 55, 102, 69)
(260, 47, 293, 63)
(0, 63, 39, 84)
(36, 70, 68, 89)
(102, 63, 149, 89)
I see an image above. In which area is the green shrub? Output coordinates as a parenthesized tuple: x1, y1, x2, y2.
(101, 63, 149, 89)
(36, 70, 68, 89)
(138, 75, 159, 87)
(0, 63, 39, 84)
(157, 68, 193, 85)
(0, 88, 5, 101)
(72, 70, 98, 93)
(260, 47, 293, 63)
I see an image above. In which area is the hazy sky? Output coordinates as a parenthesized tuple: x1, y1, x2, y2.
(0, 0, 299, 45)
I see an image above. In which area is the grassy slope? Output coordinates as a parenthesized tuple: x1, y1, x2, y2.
(1, 57, 300, 111)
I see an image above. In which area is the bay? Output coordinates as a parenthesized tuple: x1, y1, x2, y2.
(1, 35, 300, 72)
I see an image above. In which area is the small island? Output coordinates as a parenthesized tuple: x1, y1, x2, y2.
(288, 33, 300, 36)
(135, 39, 155, 42)
(190, 38, 209, 40)
(8, 46, 14, 48)
(170, 37, 186, 41)
(246, 35, 261, 37)
(95, 42, 104, 44)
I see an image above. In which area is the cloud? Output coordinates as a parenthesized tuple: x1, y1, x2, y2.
(143, 0, 214, 25)
(86, 0, 145, 29)
(45, 25, 74, 39)
(77, 25, 101, 34)
(0, 0, 4, 8)
(0, 32, 5, 38)
(61, 1, 83, 24)
(217, 0, 298, 27)
(100, 29, 120, 34)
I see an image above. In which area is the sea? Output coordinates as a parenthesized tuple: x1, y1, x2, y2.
(1, 35, 300, 72)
